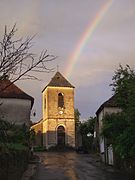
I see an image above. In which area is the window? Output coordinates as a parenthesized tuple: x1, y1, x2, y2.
(58, 93, 64, 108)
(44, 98, 46, 109)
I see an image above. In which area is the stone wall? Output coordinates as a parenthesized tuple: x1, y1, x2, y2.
(42, 119, 75, 148)
(42, 86, 75, 149)
(32, 86, 75, 149)
(43, 87, 74, 119)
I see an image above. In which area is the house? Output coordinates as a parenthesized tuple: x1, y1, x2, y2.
(0, 80, 34, 126)
(31, 71, 75, 149)
(95, 95, 121, 165)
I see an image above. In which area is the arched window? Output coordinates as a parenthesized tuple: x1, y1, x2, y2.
(58, 93, 64, 108)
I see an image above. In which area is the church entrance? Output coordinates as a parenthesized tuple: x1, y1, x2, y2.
(57, 126, 65, 145)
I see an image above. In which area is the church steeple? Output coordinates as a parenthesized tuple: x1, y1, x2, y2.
(31, 71, 75, 149)
(42, 71, 74, 92)
(41, 71, 75, 149)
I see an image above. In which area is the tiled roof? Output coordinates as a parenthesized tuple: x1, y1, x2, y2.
(42, 72, 74, 91)
(0, 80, 34, 107)
(96, 95, 118, 115)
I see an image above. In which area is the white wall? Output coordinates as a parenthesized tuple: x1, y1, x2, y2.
(98, 110, 104, 134)
(99, 136, 105, 153)
(0, 98, 32, 126)
(108, 144, 114, 165)
(104, 107, 122, 115)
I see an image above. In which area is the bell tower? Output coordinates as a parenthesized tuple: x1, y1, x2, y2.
(42, 72, 75, 149)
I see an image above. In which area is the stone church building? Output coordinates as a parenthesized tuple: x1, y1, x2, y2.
(32, 72, 75, 149)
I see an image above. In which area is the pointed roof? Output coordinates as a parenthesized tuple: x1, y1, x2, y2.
(42, 72, 74, 91)
(0, 80, 34, 108)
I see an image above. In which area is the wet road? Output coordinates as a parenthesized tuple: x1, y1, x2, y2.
(37, 152, 135, 180)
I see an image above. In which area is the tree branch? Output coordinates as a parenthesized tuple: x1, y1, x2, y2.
(0, 24, 57, 92)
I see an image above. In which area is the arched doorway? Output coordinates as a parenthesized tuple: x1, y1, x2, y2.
(57, 126, 65, 145)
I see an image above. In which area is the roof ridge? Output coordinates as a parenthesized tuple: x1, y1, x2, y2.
(96, 95, 118, 115)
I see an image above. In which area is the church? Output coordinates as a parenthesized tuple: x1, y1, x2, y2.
(32, 72, 75, 149)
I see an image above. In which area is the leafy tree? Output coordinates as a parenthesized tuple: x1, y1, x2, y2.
(74, 108, 81, 147)
(74, 108, 81, 128)
(79, 117, 96, 152)
(0, 119, 13, 146)
(0, 119, 35, 151)
(103, 114, 135, 160)
(111, 64, 135, 116)
(80, 117, 96, 136)
(102, 113, 127, 142)
(10, 124, 33, 146)
(102, 65, 135, 167)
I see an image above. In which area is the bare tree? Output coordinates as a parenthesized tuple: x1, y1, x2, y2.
(0, 24, 56, 91)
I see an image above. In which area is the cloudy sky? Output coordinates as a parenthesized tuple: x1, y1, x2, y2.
(0, 0, 135, 121)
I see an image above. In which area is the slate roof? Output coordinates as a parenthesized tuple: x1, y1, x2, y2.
(0, 80, 34, 108)
(42, 72, 74, 92)
(96, 95, 118, 115)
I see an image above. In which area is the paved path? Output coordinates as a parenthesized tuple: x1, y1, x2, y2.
(36, 152, 135, 180)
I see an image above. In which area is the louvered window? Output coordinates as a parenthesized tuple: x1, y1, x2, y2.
(58, 93, 64, 108)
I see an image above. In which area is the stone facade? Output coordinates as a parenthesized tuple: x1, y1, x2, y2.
(31, 72, 75, 149)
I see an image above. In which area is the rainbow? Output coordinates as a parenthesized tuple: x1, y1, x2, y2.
(65, 0, 113, 78)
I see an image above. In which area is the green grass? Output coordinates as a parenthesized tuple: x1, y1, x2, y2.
(0, 143, 27, 151)
(33, 146, 46, 152)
